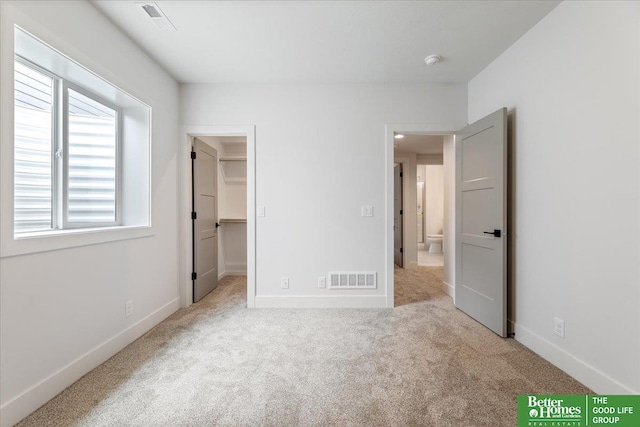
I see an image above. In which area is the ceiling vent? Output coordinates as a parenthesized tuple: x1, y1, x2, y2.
(137, 2, 176, 31)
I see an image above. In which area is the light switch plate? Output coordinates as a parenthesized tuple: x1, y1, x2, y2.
(361, 206, 373, 217)
(257, 206, 265, 217)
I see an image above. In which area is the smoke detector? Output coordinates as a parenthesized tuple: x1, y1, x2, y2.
(424, 55, 441, 66)
(137, 2, 176, 31)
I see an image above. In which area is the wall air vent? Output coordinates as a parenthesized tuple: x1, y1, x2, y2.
(328, 272, 376, 290)
(137, 2, 176, 31)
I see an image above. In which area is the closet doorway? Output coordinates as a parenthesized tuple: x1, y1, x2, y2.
(180, 126, 256, 309)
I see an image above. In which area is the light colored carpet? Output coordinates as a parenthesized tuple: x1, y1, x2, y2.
(17, 267, 591, 426)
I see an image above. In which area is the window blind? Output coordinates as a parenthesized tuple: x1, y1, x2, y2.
(67, 88, 117, 224)
(14, 61, 54, 233)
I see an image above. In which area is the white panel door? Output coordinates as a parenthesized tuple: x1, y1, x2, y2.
(455, 108, 507, 336)
(193, 139, 219, 302)
(394, 164, 403, 267)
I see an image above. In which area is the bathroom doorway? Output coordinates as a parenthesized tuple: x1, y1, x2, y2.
(417, 164, 444, 267)
(392, 132, 454, 299)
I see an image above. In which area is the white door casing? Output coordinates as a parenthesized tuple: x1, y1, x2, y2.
(455, 108, 507, 337)
(193, 138, 219, 302)
(180, 126, 255, 309)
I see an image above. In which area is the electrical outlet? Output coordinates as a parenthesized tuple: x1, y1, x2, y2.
(318, 276, 326, 288)
(553, 317, 565, 338)
(280, 277, 289, 289)
(125, 300, 134, 318)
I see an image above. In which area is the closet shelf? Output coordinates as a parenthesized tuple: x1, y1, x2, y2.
(219, 156, 247, 162)
(219, 218, 247, 224)
(219, 156, 247, 183)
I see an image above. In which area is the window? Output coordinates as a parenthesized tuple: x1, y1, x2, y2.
(14, 58, 121, 234)
(14, 60, 54, 233)
(66, 87, 118, 225)
(9, 26, 152, 252)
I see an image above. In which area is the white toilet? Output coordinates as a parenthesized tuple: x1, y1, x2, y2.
(426, 234, 443, 253)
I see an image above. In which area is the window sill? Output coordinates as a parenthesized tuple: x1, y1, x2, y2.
(1, 225, 154, 258)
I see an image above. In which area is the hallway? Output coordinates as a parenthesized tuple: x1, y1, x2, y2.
(417, 250, 444, 267)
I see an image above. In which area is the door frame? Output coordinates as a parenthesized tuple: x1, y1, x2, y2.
(179, 125, 256, 308)
(385, 123, 457, 308)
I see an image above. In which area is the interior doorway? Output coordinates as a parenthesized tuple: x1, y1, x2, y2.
(191, 135, 249, 303)
(385, 124, 460, 308)
(386, 108, 508, 337)
(392, 132, 451, 288)
(180, 126, 256, 309)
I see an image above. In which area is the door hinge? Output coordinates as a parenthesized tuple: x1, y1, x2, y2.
(400, 209, 403, 215)
(191, 212, 197, 220)
(400, 248, 403, 253)
(192, 272, 197, 280)
(191, 151, 196, 160)
(400, 172, 403, 178)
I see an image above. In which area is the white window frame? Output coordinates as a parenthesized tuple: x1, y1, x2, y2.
(14, 55, 123, 233)
(3, 26, 153, 259)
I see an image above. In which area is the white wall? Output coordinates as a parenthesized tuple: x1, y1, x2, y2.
(424, 165, 444, 237)
(219, 145, 247, 273)
(224, 183, 247, 218)
(468, 1, 640, 394)
(417, 165, 426, 244)
(181, 83, 467, 306)
(222, 224, 248, 274)
(221, 143, 248, 219)
(0, 2, 180, 426)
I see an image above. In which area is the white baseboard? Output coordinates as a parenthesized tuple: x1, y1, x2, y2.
(255, 295, 388, 308)
(225, 262, 246, 272)
(406, 261, 418, 270)
(511, 320, 639, 395)
(0, 297, 181, 427)
(218, 271, 247, 281)
(441, 281, 454, 299)
(225, 270, 246, 276)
